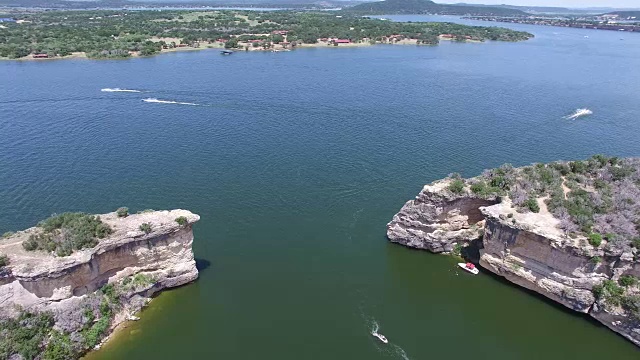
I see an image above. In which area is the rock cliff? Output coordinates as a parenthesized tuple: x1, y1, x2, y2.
(0, 209, 199, 357)
(388, 169, 640, 347)
(387, 180, 498, 253)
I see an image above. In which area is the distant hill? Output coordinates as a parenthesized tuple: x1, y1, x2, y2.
(606, 11, 640, 18)
(452, 3, 575, 14)
(346, 0, 526, 16)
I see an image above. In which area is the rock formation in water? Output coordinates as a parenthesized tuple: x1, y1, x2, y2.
(388, 156, 640, 347)
(0, 209, 199, 359)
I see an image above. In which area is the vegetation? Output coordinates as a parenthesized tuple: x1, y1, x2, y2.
(116, 207, 129, 218)
(139, 223, 152, 234)
(346, 0, 527, 16)
(592, 278, 640, 319)
(2, 231, 14, 238)
(0, 10, 533, 59)
(81, 284, 119, 350)
(590, 256, 601, 264)
(0, 254, 8, 269)
(0, 311, 55, 360)
(122, 273, 155, 290)
(468, 156, 640, 251)
(523, 198, 540, 213)
(452, 243, 462, 257)
(175, 216, 188, 227)
(42, 330, 74, 360)
(619, 275, 638, 288)
(22, 213, 112, 256)
(448, 178, 465, 195)
(588, 233, 602, 247)
(0, 273, 155, 359)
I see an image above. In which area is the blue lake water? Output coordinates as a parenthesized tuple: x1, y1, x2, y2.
(1, 15, 640, 360)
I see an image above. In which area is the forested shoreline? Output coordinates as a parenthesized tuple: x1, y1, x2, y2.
(0, 10, 533, 60)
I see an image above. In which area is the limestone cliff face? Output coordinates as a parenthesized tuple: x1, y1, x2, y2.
(387, 180, 498, 253)
(0, 209, 199, 345)
(388, 180, 640, 347)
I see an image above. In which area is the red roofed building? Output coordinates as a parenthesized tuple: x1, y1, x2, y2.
(32, 53, 49, 58)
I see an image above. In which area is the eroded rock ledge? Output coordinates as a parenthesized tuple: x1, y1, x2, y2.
(388, 175, 640, 347)
(0, 209, 199, 357)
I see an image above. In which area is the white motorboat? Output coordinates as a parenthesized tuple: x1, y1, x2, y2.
(372, 332, 388, 344)
(458, 262, 479, 275)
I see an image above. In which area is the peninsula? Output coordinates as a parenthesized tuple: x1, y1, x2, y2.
(0, 209, 199, 359)
(388, 156, 640, 347)
(345, 0, 526, 16)
(0, 10, 533, 60)
(465, 15, 640, 33)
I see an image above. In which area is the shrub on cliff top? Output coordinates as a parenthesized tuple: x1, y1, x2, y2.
(139, 223, 152, 234)
(0, 254, 8, 269)
(175, 216, 188, 227)
(116, 207, 129, 218)
(2, 231, 14, 238)
(523, 198, 540, 213)
(22, 213, 113, 257)
(448, 179, 465, 194)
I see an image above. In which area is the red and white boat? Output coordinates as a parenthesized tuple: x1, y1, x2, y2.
(458, 262, 479, 275)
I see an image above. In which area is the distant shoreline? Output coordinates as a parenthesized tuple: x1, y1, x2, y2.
(0, 36, 487, 62)
(0, 10, 532, 62)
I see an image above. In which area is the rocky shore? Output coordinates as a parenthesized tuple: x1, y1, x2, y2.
(0, 209, 199, 358)
(388, 158, 640, 347)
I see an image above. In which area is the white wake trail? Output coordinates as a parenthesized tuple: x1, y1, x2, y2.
(101, 88, 142, 93)
(371, 320, 380, 336)
(564, 108, 593, 120)
(142, 98, 199, 106)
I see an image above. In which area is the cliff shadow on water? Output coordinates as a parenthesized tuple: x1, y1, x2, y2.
(195, 258, 212, 273)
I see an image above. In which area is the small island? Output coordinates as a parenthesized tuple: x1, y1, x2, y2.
(0, 208, 199, 359)
(388, 155, 640, 347)
(0, 10, 533, 60)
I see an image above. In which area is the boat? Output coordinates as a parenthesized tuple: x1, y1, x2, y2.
(220, 50, 233, 55)
(372, 332, 388, 344)
(458, 262, 479, 275)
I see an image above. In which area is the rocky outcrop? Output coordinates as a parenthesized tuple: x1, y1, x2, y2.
(387, 180, 498, 253)
(388, 178, 640, 347)
(0, 209, 199, 353)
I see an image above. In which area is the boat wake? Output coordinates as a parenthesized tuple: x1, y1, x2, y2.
(370, 319, 411, 360)
(142, 98, 199, 106)
(371, 320, 380, 337)
(101, 88, 142, 93)
(564, 108, 593, 120)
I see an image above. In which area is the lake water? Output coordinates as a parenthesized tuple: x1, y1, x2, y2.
(1, 15, 640, 360)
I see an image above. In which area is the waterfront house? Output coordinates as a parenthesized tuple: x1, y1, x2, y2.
(330, 39, 351, 46)
(32, 53, 49, 58)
